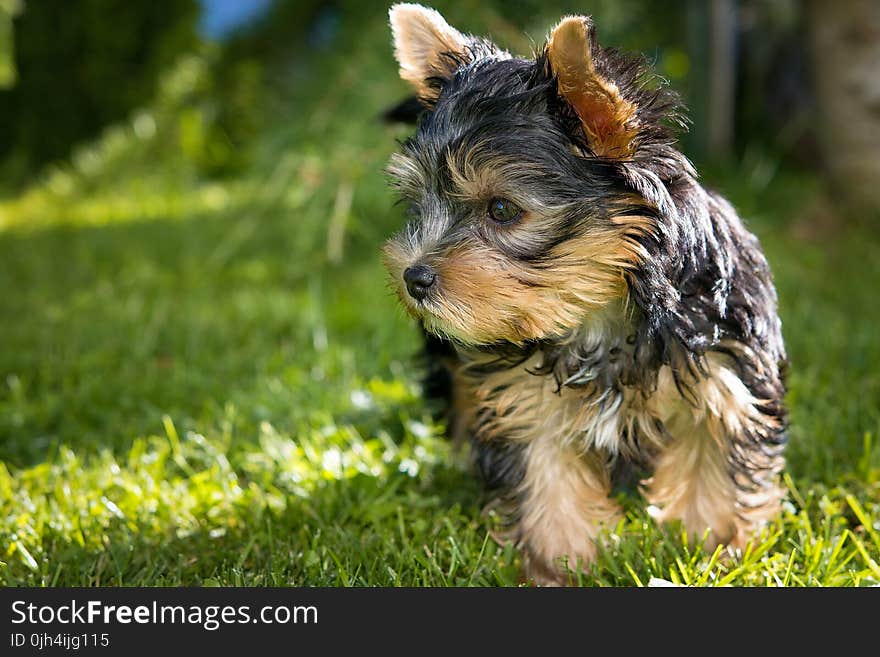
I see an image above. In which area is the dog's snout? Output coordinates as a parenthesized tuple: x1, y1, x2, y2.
(403, 265, 436, 300)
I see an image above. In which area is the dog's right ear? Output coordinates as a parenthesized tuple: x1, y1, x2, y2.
(389, 4, 470, 103)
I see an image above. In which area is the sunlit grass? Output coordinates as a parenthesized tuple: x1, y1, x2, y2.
(1, 1, 878, 586)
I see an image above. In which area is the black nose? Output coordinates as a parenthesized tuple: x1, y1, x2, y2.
(403, 265, 436, 300)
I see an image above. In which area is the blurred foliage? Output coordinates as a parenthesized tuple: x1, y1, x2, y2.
(0, 0, 819, 195)
(0, 38, 277, 231)
(0, 0, 200, 186)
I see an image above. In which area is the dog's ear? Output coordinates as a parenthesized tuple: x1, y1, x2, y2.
(546, 16, 639, 159)
(389, 4, 470, 102)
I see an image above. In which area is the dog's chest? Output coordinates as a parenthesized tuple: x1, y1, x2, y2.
(464, 345, 678, 457)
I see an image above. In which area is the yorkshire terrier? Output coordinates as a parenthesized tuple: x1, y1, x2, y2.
(382, 4, 787, 585)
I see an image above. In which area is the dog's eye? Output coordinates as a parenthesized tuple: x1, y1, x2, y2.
(487, 197, 523, 224)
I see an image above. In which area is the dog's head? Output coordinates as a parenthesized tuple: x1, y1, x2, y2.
(383, 4, 686, 347)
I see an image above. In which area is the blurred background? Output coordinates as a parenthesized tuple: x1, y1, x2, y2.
(0, 1, 878, 585)
(3, 0, 880, 207)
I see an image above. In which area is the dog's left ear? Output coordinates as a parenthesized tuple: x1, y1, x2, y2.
(546, 16, 639, 159)
(389, 4, 470, 103)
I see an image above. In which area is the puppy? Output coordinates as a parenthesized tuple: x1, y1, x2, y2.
(382, 4, 787, 585)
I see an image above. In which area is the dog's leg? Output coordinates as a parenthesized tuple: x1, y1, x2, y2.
(644, 354, 786, 550)
(516, 439, 620, 585)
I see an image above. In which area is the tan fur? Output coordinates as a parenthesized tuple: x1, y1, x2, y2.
(643, 354, 785, 549)
(389, 4, 471, 102)
(439, 236, 624, 344)
(466, 351, 586, 447)
(517, 438, 620, 585)
(546, 16, 640, 159)
(383, 206, 653, 346)
(445, 149, 551, 208)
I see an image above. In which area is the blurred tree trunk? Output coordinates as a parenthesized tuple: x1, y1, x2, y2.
(685, 1, 710, 161)
(0, 0, 22, 89)
(806, 0, 880, 212)
(708, 0, 736, 161)
(687, 0, 737, 163)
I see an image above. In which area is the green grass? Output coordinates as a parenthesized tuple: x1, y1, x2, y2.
(1, 3, 879, 586)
